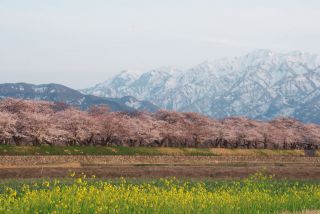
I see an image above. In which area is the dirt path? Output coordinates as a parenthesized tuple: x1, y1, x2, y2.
(1, 165, 320, 180)
(0, 155, 320, 179)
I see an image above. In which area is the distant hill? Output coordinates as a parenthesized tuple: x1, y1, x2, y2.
(0, 83, 159, 112)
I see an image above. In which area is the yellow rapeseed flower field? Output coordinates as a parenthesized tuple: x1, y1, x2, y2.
(0, 172, 319, 213)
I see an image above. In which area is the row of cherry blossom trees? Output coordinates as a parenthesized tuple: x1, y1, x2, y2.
(0, 98, 319, 149)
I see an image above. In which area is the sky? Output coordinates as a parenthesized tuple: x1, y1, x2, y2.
(1, 0, 320, 88)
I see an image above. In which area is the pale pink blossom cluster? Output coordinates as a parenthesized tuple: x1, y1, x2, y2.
(0, 99, 319, 149)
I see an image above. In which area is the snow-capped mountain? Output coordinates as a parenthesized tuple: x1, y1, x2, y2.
(82, 50, 320, 123)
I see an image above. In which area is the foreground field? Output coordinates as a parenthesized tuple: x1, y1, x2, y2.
(1, 146, 320, 213)
(0, 173, 320, 214)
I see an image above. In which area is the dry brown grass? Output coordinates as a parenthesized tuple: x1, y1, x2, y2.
(282, 210, 320, 214)
(208, 148, 307, 156)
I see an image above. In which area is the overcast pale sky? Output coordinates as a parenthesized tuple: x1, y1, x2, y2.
(1, 0, 320, 88)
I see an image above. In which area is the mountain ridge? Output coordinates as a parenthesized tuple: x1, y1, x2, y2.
(82, 49, 320, 123)
(0, 82, 160, 113)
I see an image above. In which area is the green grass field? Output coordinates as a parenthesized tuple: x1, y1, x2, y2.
(0, 145, 315, 156)
(0, 173, 320, 213)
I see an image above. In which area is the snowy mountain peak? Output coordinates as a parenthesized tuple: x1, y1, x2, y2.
(111, 70, 139, 83)
(83, 50, 320, 124)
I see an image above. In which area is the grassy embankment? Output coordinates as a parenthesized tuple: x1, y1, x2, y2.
(0, 145, 316, 156)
